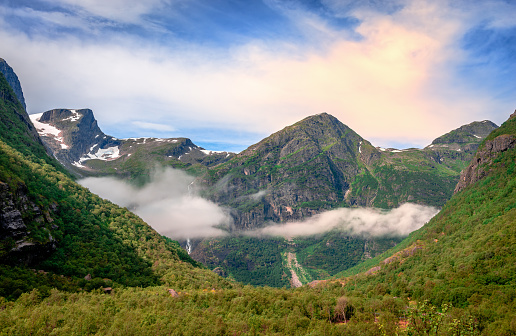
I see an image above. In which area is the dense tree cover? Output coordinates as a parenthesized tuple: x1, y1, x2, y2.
(295, 232, 401, 279)
(335, 115, 516, 335)
(192, 236, 291, 288)
(0, 284, 479, 335)
(190, 233, 401, 288)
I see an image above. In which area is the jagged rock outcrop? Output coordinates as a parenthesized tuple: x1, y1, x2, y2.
(0, 63, 44, 150)
(455, 112, 516, 193)
(0, 58, 26, 110)
(0, 181, 58, 264)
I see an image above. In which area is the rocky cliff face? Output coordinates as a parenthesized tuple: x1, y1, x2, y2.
(455, 112, 516, 194)
(0, 176, 58, 265)
(0, 64, 43, 150)
(0, 58, 26, 110)
(204, 113, 376, 229)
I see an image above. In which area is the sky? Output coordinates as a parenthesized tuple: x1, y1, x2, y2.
(0, 0, 515, 152)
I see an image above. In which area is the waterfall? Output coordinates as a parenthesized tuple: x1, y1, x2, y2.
(186, 238, 192, 254)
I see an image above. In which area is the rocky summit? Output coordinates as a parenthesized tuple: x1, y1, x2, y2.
(0, 58, 26, 111)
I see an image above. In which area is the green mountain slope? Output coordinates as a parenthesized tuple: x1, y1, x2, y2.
(336, 111, 516, 334)
(1, 62, 509, 335)
(188, 115, 495, 287)
(0, 71, 230, 300)
(204, 113, 496, 229)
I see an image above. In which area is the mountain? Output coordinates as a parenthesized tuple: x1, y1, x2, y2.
(185, 115, 495, 286)
(0, 66, 230, 300)
(0, 58, 26, 111)
(204, 113, 497, 229)
(428, 120, 499, 151)
(29, 108, 235, 181)
(31, 108, 497, 229)
(334, 111, 516, 334)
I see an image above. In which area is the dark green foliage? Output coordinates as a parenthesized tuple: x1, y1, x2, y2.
(295, 232, 401, 278)
(192, 236, 291, 287)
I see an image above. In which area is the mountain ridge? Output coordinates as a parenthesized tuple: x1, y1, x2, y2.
(203, 112, 497, 229)
(29, 108, 235, 181)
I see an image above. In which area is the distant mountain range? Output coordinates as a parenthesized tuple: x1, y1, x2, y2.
(0, 54, 495, 288)
(30, 105, 497, 230)
(29, 109, 234, 183)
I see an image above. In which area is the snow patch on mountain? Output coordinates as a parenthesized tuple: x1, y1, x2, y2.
(79, 146, 121, 163)
(200, 149, 225, 155)
(62, 109, 81, 122)
(29, 113, 69, 149)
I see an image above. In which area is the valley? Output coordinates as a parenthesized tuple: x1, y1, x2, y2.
(28, 104, 497, 288)
(1, 57, 515, 335)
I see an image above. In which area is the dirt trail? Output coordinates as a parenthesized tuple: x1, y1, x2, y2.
(286, 252, 303, 288)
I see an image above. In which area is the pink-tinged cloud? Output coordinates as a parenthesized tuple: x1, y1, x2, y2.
(0, 0, 512, 149)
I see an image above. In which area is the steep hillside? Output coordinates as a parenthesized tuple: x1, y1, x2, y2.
(0, 70, 230, 300)
(336, 111, 516, 334)
(30, 109, 234, 182)
(204, 113, 371, 229)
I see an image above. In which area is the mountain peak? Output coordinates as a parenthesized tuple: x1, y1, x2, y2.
(0, 58, 26, 111)
(431, 120, 498, 145)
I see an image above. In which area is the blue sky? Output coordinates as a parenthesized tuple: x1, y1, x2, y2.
(0, 0, 515, 151)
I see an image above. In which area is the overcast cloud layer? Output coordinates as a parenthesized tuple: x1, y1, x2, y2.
(1, 0, 515, 151)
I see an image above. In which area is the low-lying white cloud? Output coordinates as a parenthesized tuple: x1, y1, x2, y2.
(80, 168, 438, 240)
(251, 203, 439, 238)
(79, 168, 232, 239)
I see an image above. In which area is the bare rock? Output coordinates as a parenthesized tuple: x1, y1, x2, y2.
(455, 134, 516, 194)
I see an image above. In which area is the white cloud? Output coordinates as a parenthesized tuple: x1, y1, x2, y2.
(40, 0, 172, 24)
(250, 203, 439, 238)
(79, 168, 232, 239)
(0, 0, 513, 150)
(132, 121, 175, 132)
(79, 168, 438, 240)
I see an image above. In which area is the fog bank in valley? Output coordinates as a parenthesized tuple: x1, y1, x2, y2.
(79, 168, 232, 239)
(251, 203, 439, 238)
(80, 168, 439, 240)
